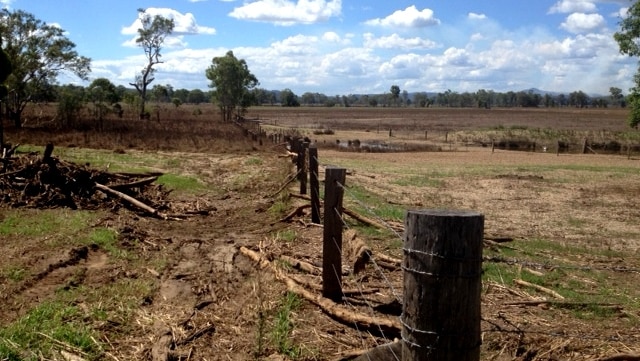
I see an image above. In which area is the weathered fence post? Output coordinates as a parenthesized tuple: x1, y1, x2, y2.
(402, 209, 484, 361)
(300, 141, 309, 195)
(309, 144, 321, 224)
(323, 167, 346, 302)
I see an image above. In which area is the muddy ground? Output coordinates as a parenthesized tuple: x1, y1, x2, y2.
(1, 106, 640, 360)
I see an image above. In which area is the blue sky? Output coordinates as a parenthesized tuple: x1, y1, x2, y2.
(1, 0, 636, 96)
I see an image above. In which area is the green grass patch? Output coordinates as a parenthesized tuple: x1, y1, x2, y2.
(344, 184, 404, 222)
(2, 266, 27, 282)
(245, 157, 263, 166)
(273, 229, 297, 243)
(0, 301, 99, 360)
(271, 292, 303, 359)
(0, 209, 93, 238)
(157, 173, 204, 192)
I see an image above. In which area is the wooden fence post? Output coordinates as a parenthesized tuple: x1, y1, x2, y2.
(323, 167, 346, 302)
(309, 144, 321, 224)
(402, 209, 484, 361)
(300, 141, 309, 195)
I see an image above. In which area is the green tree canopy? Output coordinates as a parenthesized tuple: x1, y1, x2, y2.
(88, 78, 120, 105)
(129, 8, 174, 119)
(614, 2, 640, 127)
(0, 9, 91, 128)
(205, 51, 259, 122)
(280, 88, 300, 107)
(390, 85, 401, 106)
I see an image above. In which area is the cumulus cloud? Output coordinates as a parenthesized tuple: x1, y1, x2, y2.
(363, 33, 439, 50)
(228, 0, 342, 26)
(616, 6, 629, 19)
(0, 0, 12, 9)
(548, 0, 597, 14)
(365, 6, 440, 28)
(122, 8, 216, 36)
(468, 12, 486, 20)
(121, 8, 215, 50)
(560, 12, 605, 33)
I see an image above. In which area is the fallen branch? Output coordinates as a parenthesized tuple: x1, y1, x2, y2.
(276, 203, 311, 223)
(175, 323, 215, 346)
(593, 353, 640, 361)
(110, 176, 159, 191)
(280, 255, 321, 275)
(239, 246, 401, 335)
(514, 279, 564, 300)
(269, 170, 302, 198)
(504, 300, 618, 307)
(95, 182, 168, 220)
(343, 207, 386, 230)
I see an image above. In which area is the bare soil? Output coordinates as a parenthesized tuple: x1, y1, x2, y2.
(1, 105, 639, 360)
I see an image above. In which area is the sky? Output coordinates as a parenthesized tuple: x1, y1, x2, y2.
(1, 0, 637, 96)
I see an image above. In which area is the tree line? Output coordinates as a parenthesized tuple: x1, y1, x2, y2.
(2, 5, 640, 143)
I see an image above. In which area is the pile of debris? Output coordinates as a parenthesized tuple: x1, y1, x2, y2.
(1, 143, 172, 218)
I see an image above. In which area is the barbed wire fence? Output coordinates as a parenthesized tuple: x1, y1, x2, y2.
(260, 132, 640, 360)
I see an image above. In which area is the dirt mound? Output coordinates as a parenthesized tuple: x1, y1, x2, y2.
(1, 144, 170, 215)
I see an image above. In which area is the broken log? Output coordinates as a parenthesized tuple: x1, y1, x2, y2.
(95, 182, 168, 220)
(239, 246, 401, 335)
(276, 203, 311, 223)
(110, 176, 159, 190)
(343, 207, 386, 230)
(593, 353, 640, 361)
(280, 255, 321, 275)
(514, 279, 564, 300)
(344, 230, 372, 274)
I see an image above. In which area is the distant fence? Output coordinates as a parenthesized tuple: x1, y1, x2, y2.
(234, 117, 640, 158)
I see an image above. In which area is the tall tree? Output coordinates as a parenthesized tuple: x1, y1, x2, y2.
(0, 9, 90, 128)
(609, 86, 625, 107)
(390, 85, 401, 106)
(129, 8, 174, 120)
(614, 2, 640, 127)
(205, 51, 259, 122)
(88, 78, 119, 129)
(0, 35, 12, 146)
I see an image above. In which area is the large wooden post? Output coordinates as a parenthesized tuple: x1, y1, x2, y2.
(323, 167, 346, 302)
(402, 209, 484, 361)
(309, 144, 321, 224)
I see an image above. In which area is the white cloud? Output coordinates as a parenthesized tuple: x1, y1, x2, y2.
(365, 6, 440, 28)
(616, 6, 629, 19)
(228, 0, 342, 26)
(0, 0, 12, 9)
(363, 33, 439, 50)
(468, 12, 486, 20)
(270, 34, 319, 55)
(560, 12, 606, 33)
(322, 32, 341, 42)
(122, 8, 216, 36)
(548, 0, 597, 14)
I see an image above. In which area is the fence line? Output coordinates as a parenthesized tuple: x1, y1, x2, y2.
(263, 134, 640, 360)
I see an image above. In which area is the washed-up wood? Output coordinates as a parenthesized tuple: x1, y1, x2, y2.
(514, 279, 565, 300)
(95, 183, 168, 220)
(240, 246, 401, 335)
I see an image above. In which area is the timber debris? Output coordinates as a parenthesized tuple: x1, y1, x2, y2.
(0, 144, 174, 218)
